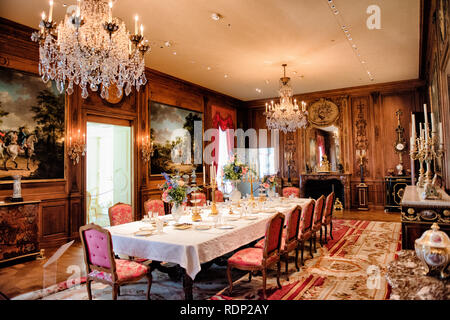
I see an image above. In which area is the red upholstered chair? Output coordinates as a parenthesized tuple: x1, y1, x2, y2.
(214, 190, 224, 202)
(191, 192, 207, 206)
(227, 212, 285, 299)
(143, 199, 165, 216)
(297, 200, 315, 266)
(311, 195, 325, 253)
(282, 187, 300, 198)
(322, 192, 335, 244)
(79, 224, 152, 300)
(108, 202, 133, 226)
(255, 206, 302, 280)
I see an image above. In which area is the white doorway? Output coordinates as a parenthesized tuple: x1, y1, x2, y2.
(86, 121, 133, 227)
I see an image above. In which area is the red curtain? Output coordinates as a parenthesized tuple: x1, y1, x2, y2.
(211, 106, 236, 174)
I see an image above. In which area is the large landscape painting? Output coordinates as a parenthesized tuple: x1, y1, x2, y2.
(150, 102, 202, 175)
(0, 68, 65, 181)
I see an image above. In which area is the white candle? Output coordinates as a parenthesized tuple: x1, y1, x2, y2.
(431, 113, 436, 133)
(203, 165, 206, 185)
(49, 0, 53, 22)
(108, 1, 113, 23)
(210, 165, 213, 184)
(439, 122, 443, 145)
(135, 15, 139, 35)
(140, 24, 144, 36)
(423, 104, 428, 125)
(410, 137, 414, 149)
(76, 0, 81, 17)
(411, 114, 416, 139)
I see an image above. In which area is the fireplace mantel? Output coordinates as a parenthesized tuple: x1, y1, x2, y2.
(299, 173, 351, 209)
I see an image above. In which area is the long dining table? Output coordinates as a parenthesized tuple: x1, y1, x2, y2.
(106, 197, 313, 300)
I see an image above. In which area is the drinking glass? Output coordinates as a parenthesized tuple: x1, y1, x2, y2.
(155, 217, 164, 234)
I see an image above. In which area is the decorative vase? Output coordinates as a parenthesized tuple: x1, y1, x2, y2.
(415, 223, 450, 279)
(11, 175, 23, 202)
(230, 180, 241, 202)
(171, 203, 184, 223)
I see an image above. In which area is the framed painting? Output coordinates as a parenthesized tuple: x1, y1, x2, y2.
(0, 67, 65, 181)
(150, 101, 203, 176)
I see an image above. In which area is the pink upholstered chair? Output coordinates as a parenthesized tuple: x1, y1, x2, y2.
(311, 195, 325, 252)
(191, 192, 207, 206)
(322, 192, 335, 244)
(227, 212, 285, 299)
(297, 200, 315, 266)
(214, 190, 224, 202)
(282, 187, 300, 198)
(143, 199, 165, 216)
(108, 202, 133, 226)
(79, 223, 152, 300)
(255, 206, 302, 280)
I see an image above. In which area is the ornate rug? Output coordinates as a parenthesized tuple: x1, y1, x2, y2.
(12, 219, 401, 300)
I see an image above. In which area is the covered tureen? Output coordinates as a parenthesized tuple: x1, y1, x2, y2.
(415, 223, 449, 279)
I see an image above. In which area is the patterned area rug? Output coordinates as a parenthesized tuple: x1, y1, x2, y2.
(13, 219, 401, 300)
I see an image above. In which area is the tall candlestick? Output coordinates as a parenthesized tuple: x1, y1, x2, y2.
(76, 0, 81, 17)
(49, 0, 54, 22)
(140, 24, 144, 36)
(439, 122, 443, 145)
(134, 15, 139, 35)
(411, 114, 416, 139)
(431, 113, 436, 134)
(423, 104, 428, 125)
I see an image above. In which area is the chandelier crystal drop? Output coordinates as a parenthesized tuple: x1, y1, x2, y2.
(32, 0, 150, 99)
(264, 64, 308, 133)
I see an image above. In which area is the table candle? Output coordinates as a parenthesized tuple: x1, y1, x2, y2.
(76, 0, 81, 18)
(49, 0, 53, 22)
(135, 15, 139, 35)
(108, 1, 113, 23)
(423, 104, 428, 126)
(140, 24, 144, 36)
(411, 114, 416, 139)
(410, 136, 414, 149)
(210, 165, 213, 184)
(439, 122, 443, 145)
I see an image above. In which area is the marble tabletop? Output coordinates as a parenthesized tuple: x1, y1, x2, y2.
(386, 250, 449, 300)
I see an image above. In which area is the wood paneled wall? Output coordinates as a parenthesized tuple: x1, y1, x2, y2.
(0, 18, 240, 248)
(243, 80, 425, 209)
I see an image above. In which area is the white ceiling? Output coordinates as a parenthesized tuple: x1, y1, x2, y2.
(0, 0, 420, 101)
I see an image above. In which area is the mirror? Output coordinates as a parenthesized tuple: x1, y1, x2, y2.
(303, 98, 343, 173)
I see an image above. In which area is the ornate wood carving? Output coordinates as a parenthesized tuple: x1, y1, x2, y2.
(354, 98, 369, 178)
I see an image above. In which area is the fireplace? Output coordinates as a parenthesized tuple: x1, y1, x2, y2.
(300, 173, 351, 209)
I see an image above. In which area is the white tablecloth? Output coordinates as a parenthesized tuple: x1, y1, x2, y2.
(106, 198, 312, 279)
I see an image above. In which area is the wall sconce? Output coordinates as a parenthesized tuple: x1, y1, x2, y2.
(67, 129, 86, 165)
(140, 135, 154, 163)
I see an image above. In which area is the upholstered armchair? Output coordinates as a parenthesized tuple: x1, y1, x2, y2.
(282, 187, 300, 198)
(297, 200, 315, 266)
(321, 192, 335, 244)
(143, 199, 165, 216)
(191, 192, 207, 206)
(255, 206, 302, 280)
(227, 212, 285, 299)
(79, 224, 152, 300)
(311, 195, 325, 252)
(214, 190, 224, 202)
(108, 202, 133, 226)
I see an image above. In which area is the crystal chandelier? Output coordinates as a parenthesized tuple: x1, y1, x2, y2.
(31, 0, 150, 99)
(265, 64, 308, 133)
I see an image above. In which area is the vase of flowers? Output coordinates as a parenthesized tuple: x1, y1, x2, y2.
(261, 175, 278, 198)
(161, 173, 191, 222)
(223, 154, 249, 202)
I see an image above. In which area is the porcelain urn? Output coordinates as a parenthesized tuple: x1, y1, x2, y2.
(414, 223, 449, 279)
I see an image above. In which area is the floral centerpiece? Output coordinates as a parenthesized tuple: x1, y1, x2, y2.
(222, 154, 249, 181)
(261, 174, 278, 197)
(160, 173, 192, 221)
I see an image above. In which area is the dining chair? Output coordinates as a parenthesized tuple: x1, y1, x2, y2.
(108, 202, 133, 226)
(79, 223, 152, 300)
(214, 190, 224, 202)
(143, 199, 165, 216)
(282, 187, 300, 198)
(311, 195, 325, 253)
(191, 192, 207, 206)
(297, 200, 315, 266)
(321, 192, 336, 244)
(227, 212, 285, 299)
(254, 206, 302, 280)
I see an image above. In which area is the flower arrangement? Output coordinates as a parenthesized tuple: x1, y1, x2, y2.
(261, 174, 278, 189)
(222, 154, 250, 181)
(160, 173, 192, 205)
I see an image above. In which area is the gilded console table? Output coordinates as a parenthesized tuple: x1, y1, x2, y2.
(400, 186, 450, 249)
(0, 200, 42, 264)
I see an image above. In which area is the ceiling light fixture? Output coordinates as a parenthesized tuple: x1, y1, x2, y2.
(31, 0, 149, 99)
(264, 64, 308, 133)
(211, 13, 222, 21)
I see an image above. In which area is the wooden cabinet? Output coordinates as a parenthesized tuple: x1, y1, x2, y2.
(384, 176, 411, 212)
(0, 201, 41, 263)
(400, 186, 450, 249)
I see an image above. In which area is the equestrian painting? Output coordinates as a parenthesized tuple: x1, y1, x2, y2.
(0, 67, 65, 181)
